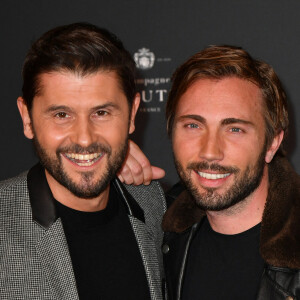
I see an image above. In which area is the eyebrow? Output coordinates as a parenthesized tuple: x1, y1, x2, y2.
(177, 115, 254, 127)
(178, 114, 206, 124)
(221, 118, 254, 126)
(45, 105, 72, 114)
(90, 102, 120, 113)
(44, 102, 121, 114)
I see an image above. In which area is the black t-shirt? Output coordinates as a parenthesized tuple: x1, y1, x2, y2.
(182, 218, 264, 300)
(55, 185, 151, 300)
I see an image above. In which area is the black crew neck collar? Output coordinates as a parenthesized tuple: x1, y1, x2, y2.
(204, 217, 261, 240)
(27, 163, 145, 230)
(55, 186, 119, 230)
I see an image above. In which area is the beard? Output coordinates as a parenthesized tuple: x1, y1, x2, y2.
(174, 145, 267, 211)
(33, 138, 128, 199)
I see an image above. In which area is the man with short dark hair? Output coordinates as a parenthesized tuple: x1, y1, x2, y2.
(0, 23, 166, 300)
(125, 45, 300, 299)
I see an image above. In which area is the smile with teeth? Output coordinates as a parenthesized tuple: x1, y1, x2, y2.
(64, 153, 103, 167)
(197, 171, 230, 180)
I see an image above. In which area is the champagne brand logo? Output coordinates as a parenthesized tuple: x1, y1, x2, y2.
(133, 47, 172, 113)
(134, 48, 155, 70)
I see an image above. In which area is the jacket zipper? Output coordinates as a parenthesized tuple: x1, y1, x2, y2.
(176, 223, 199, 300)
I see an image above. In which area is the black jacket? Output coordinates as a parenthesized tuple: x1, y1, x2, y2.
(162, 155, 300, 300)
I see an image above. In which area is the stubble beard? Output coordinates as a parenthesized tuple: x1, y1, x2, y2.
(174, 146, 267, 211)
(33, 138, 128, 199)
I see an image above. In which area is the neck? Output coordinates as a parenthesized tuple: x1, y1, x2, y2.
(45, 170, 110, 212)
(206, 165, 269, 234)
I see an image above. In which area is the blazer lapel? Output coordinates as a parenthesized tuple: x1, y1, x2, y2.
(36, 219, 79, 300)
(129, 216, 163, 300)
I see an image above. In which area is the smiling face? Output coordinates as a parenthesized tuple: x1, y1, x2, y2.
(172, 77, 280, 211)
(18, 71, 139, 205)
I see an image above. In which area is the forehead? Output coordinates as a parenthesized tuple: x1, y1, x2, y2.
(176, 77, 264, 121)
(37, 70, 121, 95)
(34, 70, 128, 108)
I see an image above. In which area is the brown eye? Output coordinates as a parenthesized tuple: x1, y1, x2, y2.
(95, 110, 108, 116)
(55, 112, 69, 118)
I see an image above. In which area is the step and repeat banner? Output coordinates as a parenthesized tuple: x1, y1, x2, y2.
(1, 0, 300, 188)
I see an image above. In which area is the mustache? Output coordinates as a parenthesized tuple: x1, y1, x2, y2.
(57, 142, 112, 155)
(187, 161, 239, 174)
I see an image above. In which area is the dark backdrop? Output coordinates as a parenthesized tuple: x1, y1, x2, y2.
(1, 0, 299, 189)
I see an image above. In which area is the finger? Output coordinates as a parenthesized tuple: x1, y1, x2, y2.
(117, 163, 134, 185)
(117, 173, 125, 182)
(151, 166, 166, 180)
(139, 158, 153, 185)
(128, 140, 153, 185)
(127, 155, 146, 185)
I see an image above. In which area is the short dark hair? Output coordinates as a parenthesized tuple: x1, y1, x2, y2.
(22, 22, 136, 112)
(166, 45, 288, 154)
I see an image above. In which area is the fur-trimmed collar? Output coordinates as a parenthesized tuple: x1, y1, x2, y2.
(162, 155, 300, 269)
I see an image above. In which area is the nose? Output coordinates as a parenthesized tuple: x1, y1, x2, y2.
(71, 117, 94, 147)
(198, 130, 224, 162)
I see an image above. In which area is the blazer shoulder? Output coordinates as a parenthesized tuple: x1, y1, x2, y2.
(0, 172, 30, 216)
(0, 171, 28, 192)
(123, 180, 166, 214)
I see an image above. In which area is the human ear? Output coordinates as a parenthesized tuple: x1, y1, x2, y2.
(265, 130, 284, 163)
(129, 93, 140, 134)
(17, 97, 34, 139)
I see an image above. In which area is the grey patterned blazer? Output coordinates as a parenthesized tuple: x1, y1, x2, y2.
(0, 164, 166, 300)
